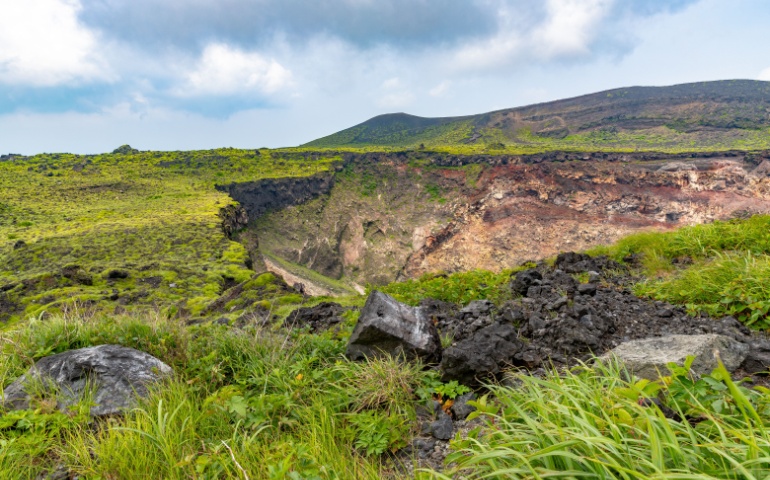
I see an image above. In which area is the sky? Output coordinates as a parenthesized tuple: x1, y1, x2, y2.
(1, 0, 770, 154)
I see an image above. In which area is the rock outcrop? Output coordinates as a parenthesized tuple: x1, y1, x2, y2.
(285, 301, 347, 332)
(347, 291, 441, 362)
(254, 153, 770, 290)
(1, 345, 172, 416)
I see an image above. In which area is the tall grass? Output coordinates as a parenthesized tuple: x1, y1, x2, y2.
(588, 216, 770, 276)
(588, 215, 770, 329)
(0, 311, 430, 479)
(428, 362, 770, 479)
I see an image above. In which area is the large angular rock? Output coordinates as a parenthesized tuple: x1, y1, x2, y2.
(602, 334, 749, 379)
(440, 322, 523, 384)
(346, 291, 441, 362)
(1, 345, 173, 416)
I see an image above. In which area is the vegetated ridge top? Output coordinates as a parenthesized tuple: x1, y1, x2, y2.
(304, 79, 770, 151)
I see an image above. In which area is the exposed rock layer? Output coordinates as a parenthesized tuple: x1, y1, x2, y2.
(249, 151, 770, 288)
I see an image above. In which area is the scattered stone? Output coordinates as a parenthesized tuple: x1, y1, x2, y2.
(430, 410, 454, 440)
(511, 269, 542, 296)
(553, 252, 622, 274)
(450, 392, 477, 420)
(412, 438, 437, 459)
(346, 291, 441, 362)
(741, 340, 770, 375)
(1, 345, 172, 416)
(35, 464, 71, 480)
(61, 265, 93, 286)
(602, 334, 750, 379)
(441, 322, 522, 384)
(284, 302, 346, 332)
(106, 269, 130, 280)
(577, 283, 597, 296)
(13, 240, 27, 250)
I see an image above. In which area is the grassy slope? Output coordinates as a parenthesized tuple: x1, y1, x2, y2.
(304, 80, 770, 152)
(0, 149, 337, 322)
(589, 215, 770, 329)
(4, 216, 770, 478)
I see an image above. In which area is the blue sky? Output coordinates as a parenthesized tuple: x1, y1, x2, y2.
(2, 0, 769, 154)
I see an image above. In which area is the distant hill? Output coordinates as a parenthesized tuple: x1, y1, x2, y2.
(304, 80, 770, 151)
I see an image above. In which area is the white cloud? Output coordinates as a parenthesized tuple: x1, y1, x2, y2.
(0, 0, 108, 86)
(177, 43, 293, 96)
(452, 0, 614, 71)
(533, 0, 614, 57)
(759, 67, 770, 81)
(429, 80, 451, 97)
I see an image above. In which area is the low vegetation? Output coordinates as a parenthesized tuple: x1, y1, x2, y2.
(589, 215, 770, 329)
(432, 359, 770, 479)
(377, 267, 532, 306)
(304, 81, 770, 153)
(4, 139, 770, 478)
(0, 148, 338, 323)
(0, 310, 443, 478)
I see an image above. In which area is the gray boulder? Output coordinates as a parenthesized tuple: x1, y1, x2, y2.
(1, 344, 172, 416)
(346, 291, 441, 362)
(602, 334, 749, 380)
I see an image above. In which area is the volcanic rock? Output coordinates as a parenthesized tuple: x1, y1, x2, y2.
(511, 268, 542, 296)
(602, 334, 750, 379)
(450, 392, 477, 420)
(1, 344, 172, 416)
(741, 340, 770, 375)
(346, 291, 441, 362)
(284, 301, 346, 332)
(440, 322, 523, 384)
(430, 410, 454, 440)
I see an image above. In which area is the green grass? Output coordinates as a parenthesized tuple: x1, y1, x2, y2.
(376, 267, 533, 306)
(428, 360, 770, 479)
(0, 310, 434, 479)
(588, 215, 770, 329)
(0, 149, 338, 323)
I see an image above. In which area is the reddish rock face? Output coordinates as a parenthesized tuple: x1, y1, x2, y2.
(253, 153, 770, 288)
(404, 157, 770, 277)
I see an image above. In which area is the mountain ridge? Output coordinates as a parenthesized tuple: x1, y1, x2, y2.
(304, 79, 770, 150)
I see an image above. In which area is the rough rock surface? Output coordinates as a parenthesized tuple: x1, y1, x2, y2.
(284, 302, 346, 332)
(440, 322, 523, 384)
(450, 392, 477, 421)
(738, 340, 770, 375)
(436, 257, 766, 382)
(346, 291, 441, 362)
(430, 410, 454, 440)
(255, 153, 770, 289)
(602, 334, 750, 379)
(2, 345, 172, 416)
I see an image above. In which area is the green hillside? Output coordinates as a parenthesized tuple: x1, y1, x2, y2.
(305, 80, 770, 152)
(0, 148, 337, 323)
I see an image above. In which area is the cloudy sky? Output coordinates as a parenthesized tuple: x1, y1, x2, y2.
(2, 0, 769, 154)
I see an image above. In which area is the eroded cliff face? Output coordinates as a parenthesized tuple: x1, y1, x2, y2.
(405, 157, 770, 277)
(236, 152, 770, 289)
